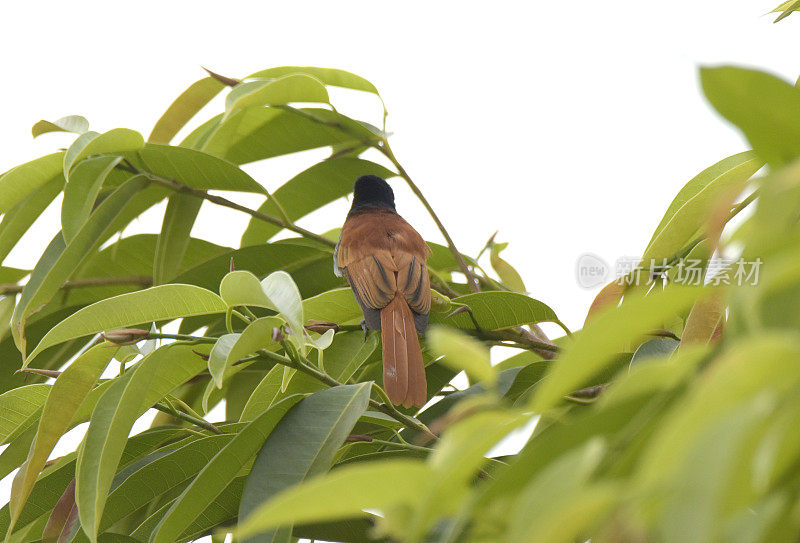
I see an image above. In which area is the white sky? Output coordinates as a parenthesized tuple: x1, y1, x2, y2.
(1, 0, 798, 538)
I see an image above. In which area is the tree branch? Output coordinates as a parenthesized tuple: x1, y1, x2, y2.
(0, 275, 152, 296)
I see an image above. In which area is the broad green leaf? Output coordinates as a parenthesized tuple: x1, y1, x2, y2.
(62, 156, 124, 243)
(64, 128, 144, 176)
(532, 287, 706, 412)
(681, 292, 724, 346)
(7, 346, 117, 535)
(642, 152, 762, 260)
(303, 288, 361, 323)
(148, 77, 225, 144)
(247, 67, 382, 97)
(489, 242, 526, 292)
(261, 271, 303, 339)
(75, 343, 208, 541)
(426, 327, 495, 386)
(0, 153, 63, 215)
(203, 107, 380, 165)
(99, 434, 233, 532)
(13, 176, 149, 356)
(0, 177, 63, 263)
(234, 460, 429, 540)
(239, 383, 372, 543)
(153, 194, 203, 285)
(0, 385, 49, 446)
(148, 395, 303, 543)
(432, 291, 563, 331)
(219, 271, 274, 309)
(226, 75, 330, 115)
(241, 158, 396, 246)
(701, 67, 800, 167)
(24, 284, 226, 366)
(134, 143, 267, 193)
(0, 425, 35, 482)
(31, 115, 89, 138)
(222, 317, 283, 377)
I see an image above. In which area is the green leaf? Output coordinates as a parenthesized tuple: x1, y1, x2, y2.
(246, 67, 382, 97)
(202, 107, 380, 165)
(531, 286, 706, 412)
(24, 284, 226, 366)
(134, 143, 267, 193)
(261, 271, 303, 339)
(432, 291, 563, 331)
(62, 156, 124, 243)
(303, 288, 361, 323)
(32, 115, 89, 138)
(0, 385, 49, 446)
(221, 317, 283, 384)
(219, 271, 274, 309)
(234, 460, 428, 540)
(148, 77, 225, 144)
(0, 425, 36, 483)
(99, 434, 234, 532)
(0, 153, 64, 215)
(148, 395, 304, 543)
(701, 66, 800, 167)
(208, 334, 240, 389)
(7, 346, 117, 535)
(226, 75, 330, 115)
(489, 242, 526, 292)
(64, 128, 144, 176)
(239, 383, 372, 543)
(426, 327, 495, 386)
(0, 177, 63, 263)
(12, 176, 149, 356)
(642, 152, 762, 260)
(241, 158, 396, 246)
(153, 194, 204, 285)
(629, 337, 680, 368)
(75, 343, 208, 542)
(773, 0, 800, 22)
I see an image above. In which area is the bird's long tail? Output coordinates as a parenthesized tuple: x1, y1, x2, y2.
(381, 294, 427, 408)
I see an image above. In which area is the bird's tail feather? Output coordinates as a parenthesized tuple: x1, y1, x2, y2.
(381, 295, 427, 408)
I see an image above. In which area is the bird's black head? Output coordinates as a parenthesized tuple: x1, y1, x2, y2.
(349, 175, 396, 215)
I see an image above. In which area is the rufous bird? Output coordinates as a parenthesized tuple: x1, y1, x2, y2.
(334, 175, 431, 407)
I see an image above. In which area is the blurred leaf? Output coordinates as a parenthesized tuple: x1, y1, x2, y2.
(532, 287, 705, 412)
(219, 271, 274, 310)
(148, 395, 303, 543)
(148, 77, 225, 144)
(64, 129, 144, 176)
(241, 158, 396, 246)
(773, 0, 800, 22)
(226, 75, 330, 115)
(31, 116, 89, 138)
(701, 67, 800, 167)
(426, 327, 494, 386)
(75, 343, 208, 541)
(489, 242, 526, 292)
(584, 280, 626, 324)
(0, 153, 63, 215)
(202, 107, 380, 165)
(432, 291, 563, 331)
(629, 337, 680, 369)
(8, 346, 117, 534)
(235, 460, 428, 540)
(62, 156, 124, 243)
(643, 152, 761, 260)
(239, 383, 372, 543)
(13, 176, 149, 357)
(681, 292, 724, 346)
(0, 384, 49, 446)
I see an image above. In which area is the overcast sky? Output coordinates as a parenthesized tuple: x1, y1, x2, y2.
(1, 0, 798, 535)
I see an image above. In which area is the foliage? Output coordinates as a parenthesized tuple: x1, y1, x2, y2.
(2, 46, 800, 543)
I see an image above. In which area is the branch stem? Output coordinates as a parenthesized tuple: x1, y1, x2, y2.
(0, 275, 152, 296)
(153, 403, 223, 434)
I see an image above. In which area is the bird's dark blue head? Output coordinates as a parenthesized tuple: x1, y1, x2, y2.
(349, 175, 396, 215)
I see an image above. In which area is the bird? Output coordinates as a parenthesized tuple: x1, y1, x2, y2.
(334, 175, 431, 408)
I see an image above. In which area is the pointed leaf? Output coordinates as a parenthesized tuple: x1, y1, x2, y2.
(32, 116, 89, 138)
(219, 271, 274, 309)
(426, 327, 495, 386)
(62, 156, 124, 243)
(0, 385, 50, 446)
(226, 75, 329, 115)
(148, 77, 225, 144)
(0, 153, 64, 215)
(64, 128, 144, 176)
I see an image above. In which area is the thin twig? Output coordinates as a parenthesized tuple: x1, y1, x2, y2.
(153, 403, 223, 434)
(0, 275, 152, 296)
